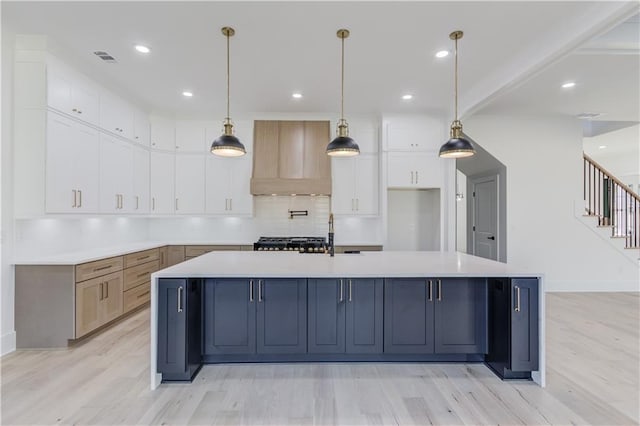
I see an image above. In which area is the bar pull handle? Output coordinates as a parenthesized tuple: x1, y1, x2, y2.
(339, 279, 344, 302)
(72, 189, 77, 208)
(160, 250, 164, 265)
(229, 198, 232, 211)
(415, 171, 419, 184)
(355, 198, 359, 211)
(258, 280, 263, 302)
(105, 281, 108, 298)
(78, 190, 82, 208)
(136, 195, 139, 210)
(515, 286, 521, 312)
(410, 171, 414, 184)
(177, 286, 183, 312)
(437, 279, 442, 301)
(250, 280, 254, 302)
(175, 198, 179, 211)
(427, 280, 433, 301)
(152, 197, 155, 211)
(348, 279, 352, 302)
(99, 282, 104, 300)
(116, 194, 120, 209)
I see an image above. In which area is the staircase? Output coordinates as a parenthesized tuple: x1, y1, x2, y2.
(582, 153, 639, 262)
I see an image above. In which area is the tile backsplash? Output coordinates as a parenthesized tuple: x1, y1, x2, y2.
(253, 195, 330, 237)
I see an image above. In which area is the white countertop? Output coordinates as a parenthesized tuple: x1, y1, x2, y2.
(151, 251, 541, 278)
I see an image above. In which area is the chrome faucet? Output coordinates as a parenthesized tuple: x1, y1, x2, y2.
(328, 213, 335, 257)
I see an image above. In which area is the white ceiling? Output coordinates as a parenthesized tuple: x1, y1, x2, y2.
(3, 1, 637, 120)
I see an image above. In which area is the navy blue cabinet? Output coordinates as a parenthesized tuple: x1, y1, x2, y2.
(384, 278, 487, 355)
(203, 278, 306, 355)
(434, 278, 487, 354)
(308, 278, 383, 354)
(384, 278, 434, 353)
(257, 279, 307, 354)
(157, 278, 202, 381)
(486, 278, 539, 379)
(203, 278, 256, 355)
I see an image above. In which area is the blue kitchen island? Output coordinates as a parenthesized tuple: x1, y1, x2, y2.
(150, 251, 544, 389)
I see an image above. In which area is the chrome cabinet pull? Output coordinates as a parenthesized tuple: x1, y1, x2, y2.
(428, 280, 433, 301)
(515, 286, 521, 312)
(250, 280, 254, 302)
(437, 279, 442, 301)
(177, 286, 183, 312)
(339, 279, 344, 302)
(258, 280, 263, 302)
(348, 279, 352, 302)
(72, 190, 77, 208)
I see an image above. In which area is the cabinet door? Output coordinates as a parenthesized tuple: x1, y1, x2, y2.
(75, 278, 102, 337)
(252, 121, 279, 179)
(133, 110, 150, 146)
(205, 155, 231, 214)
(150, 117, 175, 151)
(354, 155, 379, 215)
(203, 278, 256, 355)
(348, 120, 378, 154)
(434, 278, 487, 354)
(99, 134, 133, 213)
(346, 278, 383, 353)
(175, 154, 205, 214)
(158, 246, 169, 269)
(71, 82, 99, 126)
(384, 117, 444, 152)
(331, 158, 355, 215)
(101, 272, 124, 324)
(387, 153, 414, 188)
(383, 278, 434, 353)
(228, 155, 253, 215)
(46, 113, 100, 213)
(100, 93, 133, 139)
(157, 279, 187, 375)
(47, 68, 72, 114)
(308, 279, 345, 354)
(176, 121, 206, 152)
(167, 246, 185, 266)
(257, 278, 307, 354)
(510, 279, 539, 372)
(150, 151, 175, 214)
(413, 152, 443, 188)
(303, 121, 331, 180)
(132, 146, 150, 213)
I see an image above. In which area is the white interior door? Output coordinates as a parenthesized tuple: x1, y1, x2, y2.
(472, 176, 498, 260)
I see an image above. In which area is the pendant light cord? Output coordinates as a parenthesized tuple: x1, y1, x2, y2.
(226, 32, 230, 119)
(341, 35, 345, 121)
(454, 36, 458, 122)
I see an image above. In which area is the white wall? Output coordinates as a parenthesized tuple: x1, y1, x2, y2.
(466, 114, 639, 292)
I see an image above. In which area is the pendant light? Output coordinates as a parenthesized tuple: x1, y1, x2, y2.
(211, 26, 246, 157)
(327, 29, 360, 157)
(439, 30, 475, 159)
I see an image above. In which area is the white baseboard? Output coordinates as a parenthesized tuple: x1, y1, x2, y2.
(546, 280, 640, 292)
(1, 331, 16, 356)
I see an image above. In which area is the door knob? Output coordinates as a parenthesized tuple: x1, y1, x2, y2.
(487, 236, 495, 240)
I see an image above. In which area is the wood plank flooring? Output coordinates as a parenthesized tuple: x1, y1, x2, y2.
(2, 292, 638, 425)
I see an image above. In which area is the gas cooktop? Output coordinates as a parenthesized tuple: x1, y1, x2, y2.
(253, 236, 328, 253)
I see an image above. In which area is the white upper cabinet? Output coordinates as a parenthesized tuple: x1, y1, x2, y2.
(150, 151, 175, 214)
(175, 121, 207, 152)
(133, 109, 150, 146)
(387, 152, 443, 189)
(347, 120, 379, 154)
(132, 146, 150, 213)
(383, 116, 446, 152)
(175, 154, 206, 214)
(150, 117, 176, 151)
(99, 134, 133, 213)
(45, 112, 100, 213)
(100, 92, 134, 140)
(205, 155, 253, 215)
(47, 62, 99, 126)
(331, 154, 379, 216)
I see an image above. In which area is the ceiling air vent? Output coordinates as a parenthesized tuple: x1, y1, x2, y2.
(93, 51, 117, 63)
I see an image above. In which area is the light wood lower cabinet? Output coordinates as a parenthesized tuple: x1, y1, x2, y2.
(124, 281, 151, 313)
(168, 245, 185, 266)
(75, 271, 123, 338)
(159, 246, 169, 269)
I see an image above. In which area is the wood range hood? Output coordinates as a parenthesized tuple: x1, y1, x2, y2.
(251, 120, 332, 196)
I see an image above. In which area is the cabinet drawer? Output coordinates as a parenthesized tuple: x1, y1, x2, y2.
(124, 248, 159, 268)
(184, 245, 241, 258)
(124, 260, 159, 291)
(76, 256, 123, 283)
(123, 281, 150, 313)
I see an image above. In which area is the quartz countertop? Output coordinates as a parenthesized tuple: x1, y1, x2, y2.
(151, 251, 541, 279)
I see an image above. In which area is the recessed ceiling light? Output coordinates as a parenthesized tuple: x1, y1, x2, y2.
(182, 91, 193, 97)
(292, 93, 303, 99)
(402, 94, 413, 100)
(435, 50, 449, 58)
(561, 81, 576, 89)
(134, 45, 151, 54)
(599, 145, 607, 149)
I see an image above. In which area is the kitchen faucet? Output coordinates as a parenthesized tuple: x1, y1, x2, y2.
(328, 213, 335, 257)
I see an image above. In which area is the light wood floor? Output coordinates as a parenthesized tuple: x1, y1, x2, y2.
(2, 293, 638, 425)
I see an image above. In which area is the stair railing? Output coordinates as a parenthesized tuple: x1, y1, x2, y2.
(584, 153, 639, 249)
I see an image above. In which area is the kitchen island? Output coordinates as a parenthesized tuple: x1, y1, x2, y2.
(150, 251, 544, 389)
